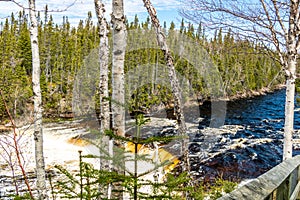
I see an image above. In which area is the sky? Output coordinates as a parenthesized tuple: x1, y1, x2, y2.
(0, 0, 184, 28)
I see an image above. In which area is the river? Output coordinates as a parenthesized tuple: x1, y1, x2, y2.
(188, 89, 300, 182)
(1, 89, 299, 197)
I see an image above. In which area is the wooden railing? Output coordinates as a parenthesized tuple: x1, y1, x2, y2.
(219, 155, 300, 200)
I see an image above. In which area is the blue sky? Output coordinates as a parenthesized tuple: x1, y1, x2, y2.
(0, 0, 184, 28)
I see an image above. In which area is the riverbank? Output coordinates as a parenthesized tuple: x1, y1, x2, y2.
(225, 84, 286, 101)
(0, 83, 286, 132)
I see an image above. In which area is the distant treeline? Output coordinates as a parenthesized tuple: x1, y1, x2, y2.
(0, 10, 284, 120)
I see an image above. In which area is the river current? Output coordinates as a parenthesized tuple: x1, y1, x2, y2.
(188, 89, 300, 181)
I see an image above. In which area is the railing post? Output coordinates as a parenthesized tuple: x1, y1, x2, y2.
(218, 156, 300, 200)
(298, 166, 300, 199)
(289, 168, 297, 198)
(289, 166, 300, 200)
(275, 177, 289, 199)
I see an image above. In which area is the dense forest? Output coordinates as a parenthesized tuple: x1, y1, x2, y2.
(0, 9, 284, 122)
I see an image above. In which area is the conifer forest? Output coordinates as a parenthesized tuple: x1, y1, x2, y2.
(0, 11, 284, 120)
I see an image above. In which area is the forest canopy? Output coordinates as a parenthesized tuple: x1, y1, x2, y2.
(0, 11, 284, 121)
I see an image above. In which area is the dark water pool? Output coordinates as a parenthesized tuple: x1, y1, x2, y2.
(199, 89, 300, 130)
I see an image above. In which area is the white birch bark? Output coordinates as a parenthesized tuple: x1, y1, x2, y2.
(283, 0, 299, 160)
(94, 1, 111, 198)
(142, 2, 191, 198)
(112, 0, 126, 137)
(111, 1, 126, 199)
(94, 0, 110, 132)
(142, 0, 188, 159)
(28, 0, 46, 198)
(283, 59, 296, 160)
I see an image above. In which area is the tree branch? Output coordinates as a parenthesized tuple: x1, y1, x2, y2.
(271, 0, 288, 38)
(0, 89, 34, 199)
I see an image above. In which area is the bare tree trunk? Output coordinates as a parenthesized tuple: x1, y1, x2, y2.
(283, 0, 299, 159)
(111, 1, 126, 199)
(142, 0, 188, 163)
(94, 0, 111, 198)
(28, 0, 46, 199)
(283, 59, 296, 160)
(109, 0, 127, 199)
(94, 0, 110, 133)
(111, 0, 126, 137)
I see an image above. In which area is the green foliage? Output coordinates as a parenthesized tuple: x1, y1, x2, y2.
(53, 155, 112, 200)
(0, 11, 102, 120)
(295, 79, 300, 93)
(41, 112, 238, 199)
(0, 12, 32, 119)
(208, 29, 283, 96)
(11, 193, 33, 200)
(0, 12, 284, 120)
(206, 178, 237, 199)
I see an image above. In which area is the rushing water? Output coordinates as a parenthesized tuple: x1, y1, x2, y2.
(188, 89, 300, 182)
(225, 89, 300, 130)
(1, 89, 298, 196)
(199, 89, 300, 130)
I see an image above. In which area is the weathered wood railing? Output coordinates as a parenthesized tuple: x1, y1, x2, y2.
(219, 155, 300, 200)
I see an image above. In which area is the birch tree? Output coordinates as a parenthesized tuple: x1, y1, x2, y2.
(94, 0, 112, 198)
(111, 0, 126, 199)
(142, 0, 188, 161)
(94, 0, 110, 133)
(111, 0, 126, 137)
(181, 0, 300, 160)
(28, 0, 46, 198)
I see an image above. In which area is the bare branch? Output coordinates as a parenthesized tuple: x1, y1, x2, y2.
(0, 89, 34, 199)
(259, 0, 286, 67)
(271, 0, 288, 37)
(180, 0, 295, 67)
(294, 1, 300, 51)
